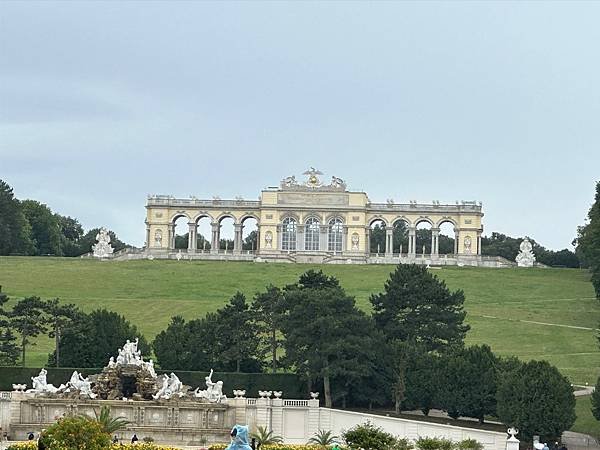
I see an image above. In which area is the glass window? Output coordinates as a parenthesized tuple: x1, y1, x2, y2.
(281, 217, 297, 251)
(328, 218, 343, 252)
(304, 217, 320, 251)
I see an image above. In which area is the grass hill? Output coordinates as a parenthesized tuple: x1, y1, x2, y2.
(0, 256, 598, 384)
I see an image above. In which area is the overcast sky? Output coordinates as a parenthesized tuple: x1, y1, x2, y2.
(1, 1, 599, 249)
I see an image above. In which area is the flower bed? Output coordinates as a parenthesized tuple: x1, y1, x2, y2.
(7, 443, 183, 450)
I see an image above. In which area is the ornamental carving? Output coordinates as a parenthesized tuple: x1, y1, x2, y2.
(280, 168, 347, 191)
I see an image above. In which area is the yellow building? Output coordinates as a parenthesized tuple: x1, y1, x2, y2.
(144, 169, 487, 265)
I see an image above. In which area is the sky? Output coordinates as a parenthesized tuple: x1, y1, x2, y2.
(1, 1, 599, 249)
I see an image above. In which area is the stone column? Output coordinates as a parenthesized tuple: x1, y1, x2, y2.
(320, 225, 328, 252)
(477, 230, 482, 255)
(271, 397, 284, 440)
(307, 398, 321, 442)
(297, 225, 305, 252)
(365, 227, 371, 255)
(145, 225, 150, 248)
(187, 222, 196, 253)
(385, 226, 394, 256)
(167, 224, 175, 250)
(431, 228, 440, 256)
(234, 224, 243, 254)
(408, 227, 416, 256)
(454, 229, 460, 255)
(255, 397, 270, 431)
(211, 222, 220, 254)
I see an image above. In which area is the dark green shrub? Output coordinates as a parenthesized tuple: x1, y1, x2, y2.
(342, 421, 396, 450)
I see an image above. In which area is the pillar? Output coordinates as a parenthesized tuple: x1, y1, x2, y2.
(167, 224, 175, 250)
(145, 225, 150, 248)
(431, 228, 440, 256)
(211, 222, 220, 254)
(365, 227, 371, 255)
(320, 225, 328, 252)
(408, 227, 416, 256)
(297, 225, 305, 252)
(187, 222, 196, 253)
(234, 224, 243, 254)
(271, 397, 283, 439)
(454, 229, 460, 255)
(385, 226, 393, 256)
(477, 230, 482, 255)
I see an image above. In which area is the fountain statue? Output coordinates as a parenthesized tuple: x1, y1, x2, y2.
(92, 227, 114, 258)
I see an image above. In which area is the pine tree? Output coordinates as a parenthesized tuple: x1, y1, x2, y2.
(370, 264, 469, 352)
(0, 328, 20, 365)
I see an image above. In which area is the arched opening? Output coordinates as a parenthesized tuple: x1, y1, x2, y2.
(195, 216, 212, 252)
(328, 217, 343, 253)
(281, 217, 297, 251)
(415, 219, 432, 256)
(219, 216, 235, 253)
(241, 217, 258, 253)
(304, 217, 320, 251)
(173, 215, 189, 250)
(392, 219, 409, 255)
(438, 221, 456, 255)
(369, 219, 386, 254)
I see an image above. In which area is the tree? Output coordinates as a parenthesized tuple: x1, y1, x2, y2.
(370, 264, 469, 352)
(497, 360, 575, 443)
(308, 429, 340, 447)
(20, 199, 63, 255)
(43, 298, 81, 367)
(153, 316, 192, 369)
(592, 375, 600, 421)
(251, 285, 284, 373)
(57, 215, 84, 256)
(0, 179, 34, 255)
(280, 272, 376, 407)
(437, 345, 498, 423)
(10, 296, 48, 365)
(0, 328, 19, 365)
(403, 344, 439, 415)
(51, 309, 149, 367)
(93, 405, 131, 433)
(243, 230, 258, 251)
(370, 224, 386, 253)
(215, 292, 262, 372)
(250, 425, 283, 445)
(575, 181, 600, 297)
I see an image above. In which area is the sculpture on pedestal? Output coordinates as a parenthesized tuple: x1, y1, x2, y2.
(194, 369, 227, 403)
(516, 238, 536, 267)
(65, 371, 96, 398)
(28, 368, 62, 394)
(92, 228, 114, 258)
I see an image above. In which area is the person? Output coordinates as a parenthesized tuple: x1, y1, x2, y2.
(37, 432, 46, 450)
(251, 438, 256, 450)
(131, 433, 139, 444)
(113, 435, 119, 444)
(28, 432, 35, 440)
(225, 425, 252, 450)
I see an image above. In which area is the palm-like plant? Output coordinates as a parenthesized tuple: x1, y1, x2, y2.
(250, 425, 283, 445)
(308, 429, 339, 447)
(94, 405, 131, 433)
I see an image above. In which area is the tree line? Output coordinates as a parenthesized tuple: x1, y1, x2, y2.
(575, 181, 600, 298)
(0, 266, 576, 442)
(0, 179, 127, 256)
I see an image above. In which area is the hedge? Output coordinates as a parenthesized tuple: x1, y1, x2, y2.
(0, 367, 307, 399)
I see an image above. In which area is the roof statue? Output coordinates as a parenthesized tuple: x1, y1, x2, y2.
(279, 169, 347, 191)
(92, 227, 114, 258)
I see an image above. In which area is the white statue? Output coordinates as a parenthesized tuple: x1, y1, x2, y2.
(113, 338, 144, 367)
(194, 369, 226, 403)
(92, 228, 114, 258)
(143, 359, 157, 378)
(464, 236, 472, 254)
(265, 231, 273, 249)
(516, 238, 536, 267)
(153, 372, 185, 400)
(66, 371, 96, 398)
(330, 176, 346, 189)
(108, 356, 116, 368)
(351, 233, 360, 250)
(29, 368, 60, 394)
(154, 230, 162, 247)
(280, 175, 298, 188)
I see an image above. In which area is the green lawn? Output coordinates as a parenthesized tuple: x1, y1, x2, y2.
(0, 257, 598, 385)
(572, 395, 600, 438)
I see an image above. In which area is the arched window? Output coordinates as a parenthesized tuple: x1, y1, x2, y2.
(281, 217, 297, 251)
(304, 217, 320, 251)
(328, 218, 343, 252)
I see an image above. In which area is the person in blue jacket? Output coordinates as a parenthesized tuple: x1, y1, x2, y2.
(225, 424, 252, 450)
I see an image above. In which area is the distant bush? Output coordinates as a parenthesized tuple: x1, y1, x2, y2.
(415, 437, 454, 450)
